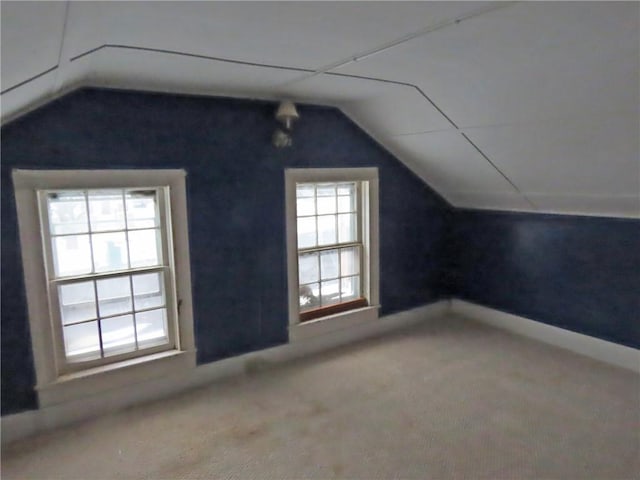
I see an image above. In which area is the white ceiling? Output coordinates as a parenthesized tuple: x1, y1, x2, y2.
(2, 1, 639, 217)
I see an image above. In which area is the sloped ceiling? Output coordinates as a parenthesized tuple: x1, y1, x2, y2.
(2, 1, 639, 217)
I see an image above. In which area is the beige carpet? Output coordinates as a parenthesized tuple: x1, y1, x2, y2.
(2, 314, 639, 479)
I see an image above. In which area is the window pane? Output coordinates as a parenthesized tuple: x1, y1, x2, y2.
(317, 215, 337, 245)
(129, 229, 161, 268)
(316, 185, 336, 214)
(101, 314, 136, 357)
(97, 276, 132, 317)
(296, 197, 315, 217)
(63, 321, 101, 362)
(297, 217, 316, 249)
(337, 183, 356, 213)
(337, 195, 355, 213)
(298, 252, 319, 285)
(296, 184, 314, 197)
(47, 191, 88, 235)
(88, 190, 125, 232)
(59, 281, 96, 325)
(320, 250, 339, 280)
(337, 183, 355, 196)
(338, 213, 357, 243)
(53, 235, 92, 277)
(299, 283, 320, 312)
(341, 276, 360, 302)
(136, 309, 168, 348)
(340, 247, 360, 276)
(126, 190, 158, 229)
(132, 272, 165, 310)
(92, 232, 128, 272)
(320, 279, 341, 306)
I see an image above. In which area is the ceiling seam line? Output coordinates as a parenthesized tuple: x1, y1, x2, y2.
(391, 128, 459, 137)
(277, 1, 519, 88)
(321, 72, 459, 129)
(1, 66, 59, 95)
(52, 1, 72, 93)
(460, 132, 537, 209)
(4, 43, 317, 96)
(70, 44, 316, 74)
(69, 45, 109, 62)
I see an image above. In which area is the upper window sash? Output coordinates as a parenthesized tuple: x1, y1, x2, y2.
(37, 187, 169, 281)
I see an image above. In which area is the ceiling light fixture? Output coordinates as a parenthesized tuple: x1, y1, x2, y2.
(273, 100, 299, 148)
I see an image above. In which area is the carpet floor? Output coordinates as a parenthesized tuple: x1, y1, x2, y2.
(2, 314, 639, 479)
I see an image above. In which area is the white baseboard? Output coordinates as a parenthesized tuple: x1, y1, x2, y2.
(451, 299, 640, 373)
(1, 300, 448, 445)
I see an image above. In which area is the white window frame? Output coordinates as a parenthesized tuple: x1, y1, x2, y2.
(12, 169, 196, 407)
(285, 168, 380, 341)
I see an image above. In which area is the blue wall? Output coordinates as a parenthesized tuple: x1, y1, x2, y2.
(450, 209, 640, 349)
(1, 88, 450, 415)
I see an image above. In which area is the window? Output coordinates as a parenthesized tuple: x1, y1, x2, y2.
(40, 188, 175, 370)
(13, 170, 195, 406)
(296, 182, 367, 321)
(286, 168, 379, 339)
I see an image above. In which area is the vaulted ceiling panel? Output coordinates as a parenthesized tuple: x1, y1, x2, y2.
(338, 2, 639, 126)
(1, 1, 67, 89)
(65, 1, 495, 71)
(343, 87, 454, 137)
(278, 73, 396, 103)
(384, 130, 517, 194)
(464, 115, 640, 197)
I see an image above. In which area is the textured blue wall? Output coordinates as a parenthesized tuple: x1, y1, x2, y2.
(1, 88, 450, 415)
(450, 209, 640, 349)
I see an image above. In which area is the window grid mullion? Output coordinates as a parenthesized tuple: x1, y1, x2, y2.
(62, 303, 167, 327)
(84, 191, 105, 359)
(129, 279, 139, 350)
(49, 225, 159, 238)
(52, 265, 167, 285)
(122, 189, 139, 351)
(84, 190, 97, 275)
(297, 211, 355, 219)
(298, 241, 361, 254)
(300, 273, 356, 287)
(91, 279, 105, 358)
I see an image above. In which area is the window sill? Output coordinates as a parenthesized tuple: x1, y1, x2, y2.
(289, 305, 380, 342)
(36, 349, 196, 407)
